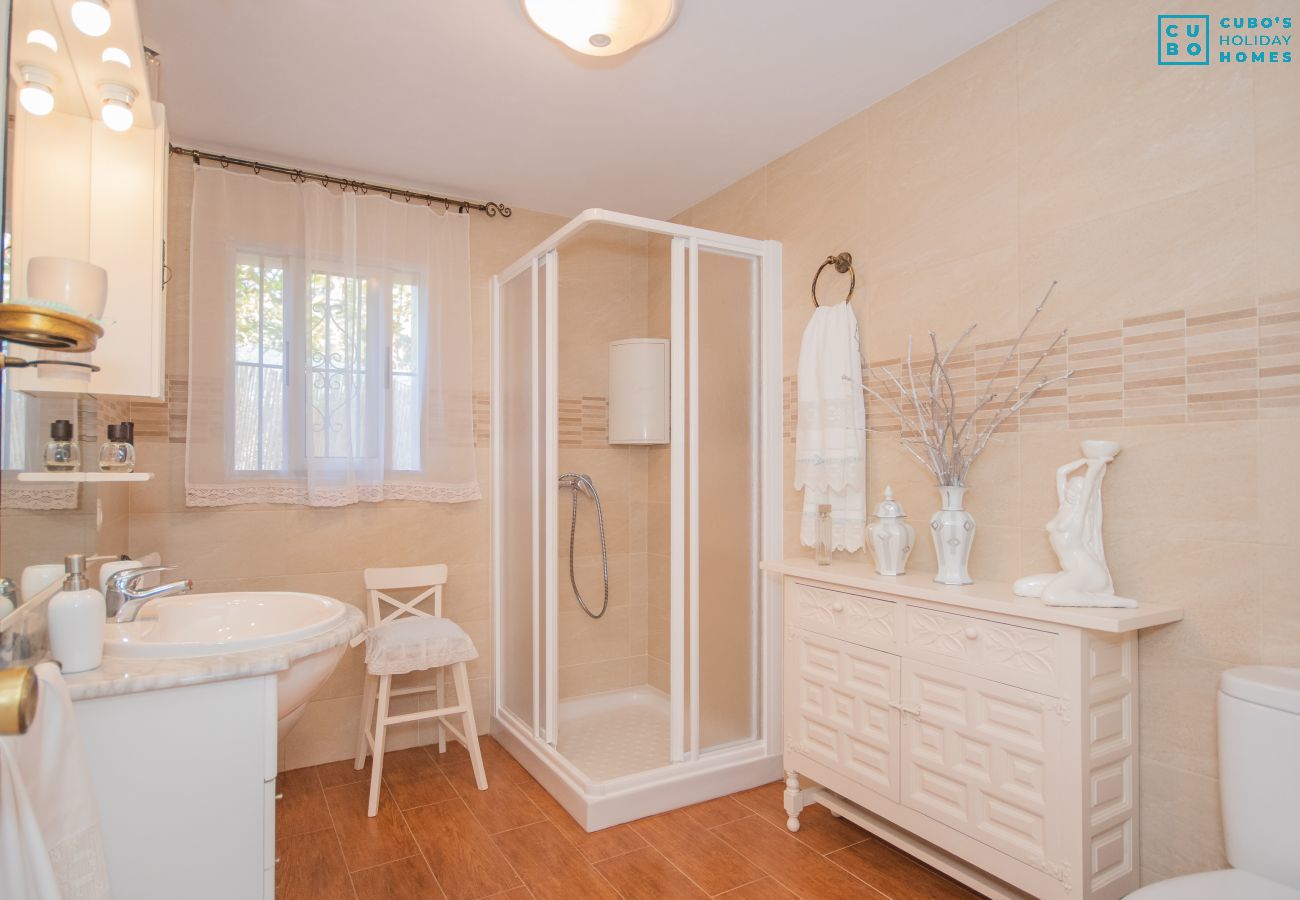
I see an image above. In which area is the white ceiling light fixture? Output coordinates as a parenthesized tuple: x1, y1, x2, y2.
(99, 83, 135, 131)
(70, 0, 112, 37)
(521, 0, 679, 57)
(18, 66, 56, 116)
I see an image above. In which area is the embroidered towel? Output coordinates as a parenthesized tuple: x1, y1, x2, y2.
(0, 663, 112, 900)
(794, 302, 867, 552)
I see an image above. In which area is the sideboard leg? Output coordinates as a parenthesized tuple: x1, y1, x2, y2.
(783, 771, 803, 832)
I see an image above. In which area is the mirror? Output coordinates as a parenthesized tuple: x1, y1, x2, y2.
(0, 0, 128, 610)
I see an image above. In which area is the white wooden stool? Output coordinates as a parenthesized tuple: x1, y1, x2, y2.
(352, 564, 487, 816)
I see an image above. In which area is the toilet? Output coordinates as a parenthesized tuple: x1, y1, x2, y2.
(1128, 666, 1300, 899)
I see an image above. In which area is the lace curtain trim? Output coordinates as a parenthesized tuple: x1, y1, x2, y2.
(0, 484, 79, 510)
(185, 480, 482, 508)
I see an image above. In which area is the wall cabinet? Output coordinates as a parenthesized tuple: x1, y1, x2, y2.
(767, 561, 1183, 900)
(7, 109, 169, 398)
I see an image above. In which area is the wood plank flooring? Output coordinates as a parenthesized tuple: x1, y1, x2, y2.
(275, 738, 981, 900)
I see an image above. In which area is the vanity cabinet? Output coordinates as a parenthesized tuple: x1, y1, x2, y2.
(73, 674, 278, 899)
(767, 560, 1183, 900)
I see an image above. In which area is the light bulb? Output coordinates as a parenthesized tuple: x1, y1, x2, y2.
(70, 0, 112, 37)
(18, 67, 56, 116)
(101, 47, 131, 68)
(99, 84, 135, 132)
(521, 0, 678, 57)
(26, 29, 58, 52)
(101, 99, 133, 131)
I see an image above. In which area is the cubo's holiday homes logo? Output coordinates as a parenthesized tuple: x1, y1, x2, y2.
(1158, 14, 1293, 65)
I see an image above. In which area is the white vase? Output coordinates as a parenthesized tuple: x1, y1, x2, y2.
(930, 485, 975, 585)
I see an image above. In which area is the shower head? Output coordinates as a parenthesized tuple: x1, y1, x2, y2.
(559, 472, 596, 498)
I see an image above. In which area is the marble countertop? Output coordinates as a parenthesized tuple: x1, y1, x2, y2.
(762, 557, 1184, 634)
(64, 605, 365, 701)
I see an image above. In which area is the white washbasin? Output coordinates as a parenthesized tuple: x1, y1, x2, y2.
(104, 591, 353, 739)
(104, 591, 347, 658)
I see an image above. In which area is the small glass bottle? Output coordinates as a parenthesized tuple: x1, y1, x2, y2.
(43, 419, 80, 472)
(815, 503, 833, 566)
(98, 423, 136, 473)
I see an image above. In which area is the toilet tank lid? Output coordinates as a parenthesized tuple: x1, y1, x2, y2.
(1221, 666, 1300, 715)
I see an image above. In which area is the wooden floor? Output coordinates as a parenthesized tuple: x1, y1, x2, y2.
(276, 736, 980, 900)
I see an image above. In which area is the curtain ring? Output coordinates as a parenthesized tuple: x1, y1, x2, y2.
(811, 252, 855, 307)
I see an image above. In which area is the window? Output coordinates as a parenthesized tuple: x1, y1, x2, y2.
(186, 167, 478, 508)
(232, 254, 424, 476)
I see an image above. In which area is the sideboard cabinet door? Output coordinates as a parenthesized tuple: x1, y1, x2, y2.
(900, 658, 1069, 875)
(785, 628, 901, 802)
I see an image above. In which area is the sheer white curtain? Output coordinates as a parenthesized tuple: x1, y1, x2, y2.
(185, 167, 479, 507)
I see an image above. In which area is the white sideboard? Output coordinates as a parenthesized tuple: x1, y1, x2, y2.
(762, 558, 1183, 900)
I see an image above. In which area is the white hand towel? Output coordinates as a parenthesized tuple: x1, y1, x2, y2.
(0, 663, 112, 900)
(795, 303, 867, 552)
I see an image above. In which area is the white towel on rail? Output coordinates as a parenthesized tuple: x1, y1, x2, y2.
(794, 302, 867, 552)
(0, 663, 112, 900)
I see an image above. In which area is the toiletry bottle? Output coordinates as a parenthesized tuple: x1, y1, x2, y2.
(98, 423, 136, 472)
(43, 419, 80, 471)
(815, 504, 833, 566)
(47, 554, 105, 674)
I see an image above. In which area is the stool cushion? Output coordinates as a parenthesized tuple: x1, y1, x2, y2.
(364, 616, 478, 676)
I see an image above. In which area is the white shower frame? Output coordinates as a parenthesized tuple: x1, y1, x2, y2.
(489, 208, 784, 830)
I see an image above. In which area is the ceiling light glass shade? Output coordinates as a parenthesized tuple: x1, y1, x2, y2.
(18, 67, 56, 116)
(100, 84, 135, 131)
(70, 0, 112, 37)
(522, 0, 679, 57)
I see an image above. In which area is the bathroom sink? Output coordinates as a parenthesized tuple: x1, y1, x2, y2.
(103, 591, 354, 738)
(103, 591, 348, 659)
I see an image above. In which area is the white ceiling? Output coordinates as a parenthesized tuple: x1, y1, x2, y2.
(136, 0, 1052, 219)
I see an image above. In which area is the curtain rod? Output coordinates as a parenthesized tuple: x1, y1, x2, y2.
(170, 144, 512, 218)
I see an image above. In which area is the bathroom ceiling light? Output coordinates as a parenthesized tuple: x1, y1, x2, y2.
(99, 83, 135, 132)
(521, 0, 679, 57)
(18, 67, 56, 117)
(101, 47, 131, 67)
(26, 29, 59, 52)
(70, 0, 111, 37)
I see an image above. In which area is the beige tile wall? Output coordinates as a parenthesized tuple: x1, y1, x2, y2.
(672, 0, 1299, 883)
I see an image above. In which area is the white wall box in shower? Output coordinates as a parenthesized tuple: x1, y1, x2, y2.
(608, 339, 669, 444)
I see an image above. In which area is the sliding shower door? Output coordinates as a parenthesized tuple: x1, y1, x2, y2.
(693, 245, 761, 753)
(491, 253, 558, 744)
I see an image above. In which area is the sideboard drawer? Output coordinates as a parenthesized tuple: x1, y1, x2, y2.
(789, 580, 899, 652)
(904, 606, 1060, 694)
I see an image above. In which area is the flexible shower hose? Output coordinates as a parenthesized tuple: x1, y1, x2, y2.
(562, 474, 609, 619)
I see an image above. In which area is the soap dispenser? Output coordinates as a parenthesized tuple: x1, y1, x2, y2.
(47, 554, 105, 674)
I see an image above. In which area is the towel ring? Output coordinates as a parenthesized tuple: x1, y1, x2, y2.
(811, 252, 855, 307)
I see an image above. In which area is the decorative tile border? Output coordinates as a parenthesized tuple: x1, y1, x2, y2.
(786, 293, 1300, 441)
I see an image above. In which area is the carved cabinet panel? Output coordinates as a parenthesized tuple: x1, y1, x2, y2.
(785, 628, 900, 801)
(900, 658, 1068, 880)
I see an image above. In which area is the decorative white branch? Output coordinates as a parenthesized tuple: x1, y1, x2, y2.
(847, 281, 1073, 487)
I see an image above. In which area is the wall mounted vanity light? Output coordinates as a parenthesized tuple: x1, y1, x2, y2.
(70, 0, 112, 37)
(99, 83, 135, 131)
(101, 46, 131, 67)
(18, 66, 56, 116)
(25, 29, 58, 52)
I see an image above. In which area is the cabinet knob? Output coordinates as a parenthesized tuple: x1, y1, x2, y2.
(832, 602, 845, 613)
(964, 626, 979, 640)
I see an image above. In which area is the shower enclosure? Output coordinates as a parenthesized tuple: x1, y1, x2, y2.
(490, 209, 783, 829)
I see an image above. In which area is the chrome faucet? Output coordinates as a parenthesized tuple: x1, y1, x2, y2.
(106, 566, 193, 623)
